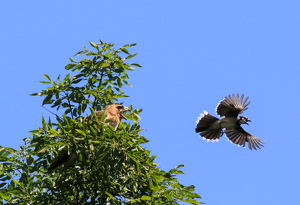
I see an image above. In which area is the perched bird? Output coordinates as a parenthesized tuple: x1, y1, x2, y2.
(195, 94, 264, 150)
(48, 104, 129, 170)
(85, 104, 130, 131)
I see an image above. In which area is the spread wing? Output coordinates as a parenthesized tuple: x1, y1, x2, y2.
(224, 127, 264, 150)
(216, 93, 250, 117)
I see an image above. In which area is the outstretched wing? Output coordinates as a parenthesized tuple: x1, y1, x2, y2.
(216, 93, 250, 117)
(224, 127, 264, 150)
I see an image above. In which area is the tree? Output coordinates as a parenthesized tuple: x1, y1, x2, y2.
(0, 41, 203, 204)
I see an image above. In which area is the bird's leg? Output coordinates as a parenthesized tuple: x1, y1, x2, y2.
(218, 121, 224, 136)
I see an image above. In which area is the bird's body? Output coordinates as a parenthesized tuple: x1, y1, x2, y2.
(195, 94, 264, 150)
(48, 104, 129, 170)
(211, 117, 237, 130)
(88, 104, 129, 130)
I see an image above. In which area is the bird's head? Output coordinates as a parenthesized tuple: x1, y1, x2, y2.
(238, 116, 251, 125)
(116, 105, 130, 119)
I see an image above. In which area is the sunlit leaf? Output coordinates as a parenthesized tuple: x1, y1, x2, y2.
(131, 63, 142, 67)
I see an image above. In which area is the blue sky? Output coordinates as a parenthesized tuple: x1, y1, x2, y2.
(1, 1, 300, 204)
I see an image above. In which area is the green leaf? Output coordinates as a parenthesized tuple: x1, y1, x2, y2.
(101, 62, 110, 68)
(39, 81, 51, 84)
(42, 94, 53, 105)
(42, 116, 47, 131)
(74, 50, 87, 56)
(104, 52, 114, 58)
(99, 110, 106, 121)
(26, 156, 33, 165)
(90, 144, 94, 151)
(141, 195, 151, 201)
(131, 63, 142, 67)
(51, 99, 62, 108)
(72, 78, 83, 84)
(89, 41, 99, 50)
(123, 43, 137, 47)
(176, 164, 185, 169)
(123, 79, 131, 87)
(69, 58, 76, 62)
(120, 47, 129, 54)
(75, 129, 86, 137)
(125, 53, 137, 60)
(65, 63, 76, 70)
(117, 77, 122, 87)
(44, 74, 51, 81)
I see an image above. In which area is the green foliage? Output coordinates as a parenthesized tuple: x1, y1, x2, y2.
(0, 41, 203, 204)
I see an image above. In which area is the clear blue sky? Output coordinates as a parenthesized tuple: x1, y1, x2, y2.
(1, 1, 300, 204)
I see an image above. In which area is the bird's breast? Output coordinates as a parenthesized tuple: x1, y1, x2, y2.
(216, 117, 237, 129)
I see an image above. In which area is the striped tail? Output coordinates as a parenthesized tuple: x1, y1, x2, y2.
(196, 111, 223, 142)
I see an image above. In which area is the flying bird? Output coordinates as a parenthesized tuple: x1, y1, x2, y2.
(195, 94, 264, 150)
(48, 104, 129, 170)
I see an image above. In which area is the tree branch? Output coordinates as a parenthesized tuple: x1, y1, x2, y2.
(64, 91, 74, 119)
(40, 105, 63, 120)
(92, 71, 104, 111)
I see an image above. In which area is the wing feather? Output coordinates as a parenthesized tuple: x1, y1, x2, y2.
(247, 137, 254, 150)
(225, 126, 264, 150)
(216, 93, 250, 117)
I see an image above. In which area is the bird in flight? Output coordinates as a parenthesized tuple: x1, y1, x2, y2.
(48, 104, 129, 171)
(195, 94, 264, 150)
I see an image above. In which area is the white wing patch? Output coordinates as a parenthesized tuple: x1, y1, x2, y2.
(215, 99, 224, 117)
(202, 136, 219, 143)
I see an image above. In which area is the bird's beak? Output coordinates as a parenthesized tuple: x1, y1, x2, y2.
(121, 106, 130, 120)
(121, 114, 127, 120)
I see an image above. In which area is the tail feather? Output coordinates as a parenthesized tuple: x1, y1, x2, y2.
(200, 129, 223, 142)
(195, 111, 219, 132)
(48, 152, 70, 171)
(196, 111, 222, 142)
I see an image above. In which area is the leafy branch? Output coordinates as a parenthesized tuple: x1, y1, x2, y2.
(0, 40, 203, 204)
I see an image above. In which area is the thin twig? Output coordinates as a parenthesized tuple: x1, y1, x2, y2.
(92, 71, 104, 110)
(40, 105, 63, 120)
(63, 91, 74, 119)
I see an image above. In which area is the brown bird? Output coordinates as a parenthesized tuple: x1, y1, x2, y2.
(86, 104, 130, 130)
(195, 94, 264, 150)
(48, 104, 129, 170)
